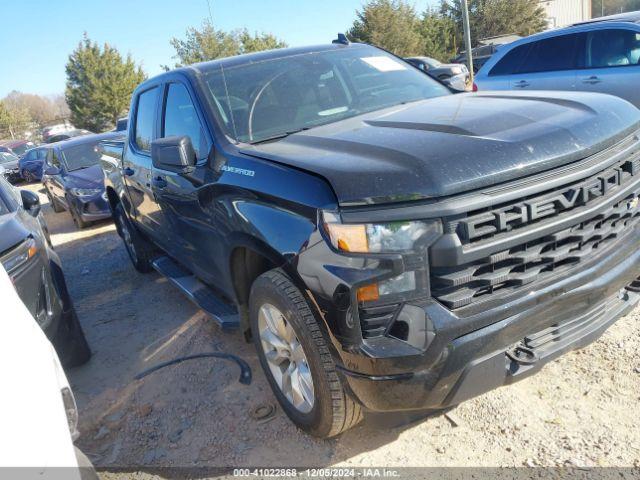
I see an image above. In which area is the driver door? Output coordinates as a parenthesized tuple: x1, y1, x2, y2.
(150, 81, 223, 284)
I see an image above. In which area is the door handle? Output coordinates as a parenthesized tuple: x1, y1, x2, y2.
(123, 167, 135, 176)
(514, 80, 530, 88)
(152, 176, 167, 189)
(582, 75, 602, 85)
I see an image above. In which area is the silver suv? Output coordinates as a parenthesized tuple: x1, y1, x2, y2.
(475, 11, 640, 107)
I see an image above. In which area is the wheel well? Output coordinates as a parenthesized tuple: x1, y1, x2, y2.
(230, 247, 277, 341)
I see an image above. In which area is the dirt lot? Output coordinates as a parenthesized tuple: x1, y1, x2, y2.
(25, 183, 640, 474)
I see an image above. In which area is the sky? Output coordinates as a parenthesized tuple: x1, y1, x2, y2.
(0, 0, 434, 98)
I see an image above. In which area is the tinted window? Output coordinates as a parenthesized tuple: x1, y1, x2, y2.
(586, 29, 640, 68)
(61, 141, 101, 171)
(163, 83, 209, 159)
(134, 87, 158, 151)
(37, 149, 48, 160)
(519, 34, 580, 73)
(24, 150, 37, 161)
(489, 43, 531, 76)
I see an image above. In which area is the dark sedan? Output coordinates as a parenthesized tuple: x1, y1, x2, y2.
(0, 175, 91, 367)
(44, 129, 92, 144)
(42, 132, 123, 229)
(0, 151, 22, 184)
(405, 56, 470, 90)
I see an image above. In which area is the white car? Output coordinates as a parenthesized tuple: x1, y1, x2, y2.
(0, 266, 96, 478)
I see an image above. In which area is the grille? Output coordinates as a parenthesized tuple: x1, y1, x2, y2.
(457, 141, 640, 246)
(432, 195, 640, 309)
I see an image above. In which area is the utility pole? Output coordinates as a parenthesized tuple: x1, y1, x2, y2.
(461, 0, 474, 84)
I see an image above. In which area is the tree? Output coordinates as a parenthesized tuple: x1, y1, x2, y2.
(348, 0, 423, 56)
(3, 91, 58, 126)
(418, 8, 458, 62)
(167, 21, 287, 67)
(0, 99, 30, 140)
(65, 34, 146, 132)
(440, 0, 547, 45)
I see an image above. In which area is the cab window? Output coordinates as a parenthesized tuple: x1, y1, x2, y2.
(162, 83, 210, 159)
(134, 87, 159, 152)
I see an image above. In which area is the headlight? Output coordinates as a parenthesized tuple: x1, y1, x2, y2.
(70, 187, 102, 197)
(0, 237, 37, 277)
(323, 213, 441, 254)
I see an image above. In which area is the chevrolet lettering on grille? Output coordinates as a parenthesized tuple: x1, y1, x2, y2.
(461, 157, 640, 241)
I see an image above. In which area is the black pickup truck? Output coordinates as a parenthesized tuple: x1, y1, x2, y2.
(101, 39, 640, 438)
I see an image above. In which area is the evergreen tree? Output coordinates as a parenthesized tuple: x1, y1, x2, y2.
(348, 0, 423, 56)
(65, 35, 146, 132)
(168, 21, 287, 67)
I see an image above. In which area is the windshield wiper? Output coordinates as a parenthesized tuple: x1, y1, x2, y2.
(250, 127, 310, 145)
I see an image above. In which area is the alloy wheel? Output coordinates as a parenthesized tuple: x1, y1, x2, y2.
(258, 303, 315, 413)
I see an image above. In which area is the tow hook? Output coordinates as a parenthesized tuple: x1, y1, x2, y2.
(506, 343, 539, 365)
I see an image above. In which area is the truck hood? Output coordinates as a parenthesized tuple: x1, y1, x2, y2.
(241, 91, 640, 206)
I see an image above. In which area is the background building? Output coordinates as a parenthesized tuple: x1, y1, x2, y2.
(540, 0, 592, 28)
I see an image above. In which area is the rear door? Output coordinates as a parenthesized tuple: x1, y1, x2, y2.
(122, 86, 168, 246)
(507, 33, 581, 91)
(151, 80, 221, 283)
(577, 27, 640, 108)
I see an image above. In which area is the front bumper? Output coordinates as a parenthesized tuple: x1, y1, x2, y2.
(71, 192, 111, 221)
(338, 228, 640, 412)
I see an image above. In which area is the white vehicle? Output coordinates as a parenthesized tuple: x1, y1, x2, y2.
(0, 266, 96, 478)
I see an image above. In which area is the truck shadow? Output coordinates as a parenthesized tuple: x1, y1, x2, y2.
(44, 201, 450, 472)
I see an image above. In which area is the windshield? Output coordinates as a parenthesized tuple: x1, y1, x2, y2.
(61, 142, 101, 171)
(0, 153, 19, 164)
(202, 45, 450, 144)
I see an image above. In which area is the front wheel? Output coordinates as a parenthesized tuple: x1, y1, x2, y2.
(113, 203, 155, 273)
(47, 189, 64, 213)
(68, 198, 90, 229)
(250, 269, 362, 438)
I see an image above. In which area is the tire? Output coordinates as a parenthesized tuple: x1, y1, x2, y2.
(47, 189, 64, 213)
(68, 198, 90, 229)
(59, 307, 92, 368)
(250, 269, 362, 438)
(22, 170, 34, 183)
(114, 203, 155, 273)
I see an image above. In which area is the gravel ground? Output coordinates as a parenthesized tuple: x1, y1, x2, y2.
(24, 183, 640, 475)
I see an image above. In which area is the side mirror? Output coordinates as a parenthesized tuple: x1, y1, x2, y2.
(151, 136, 197, 173)
(44, 165, 60, 176)
(21, 190, 41, 217)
